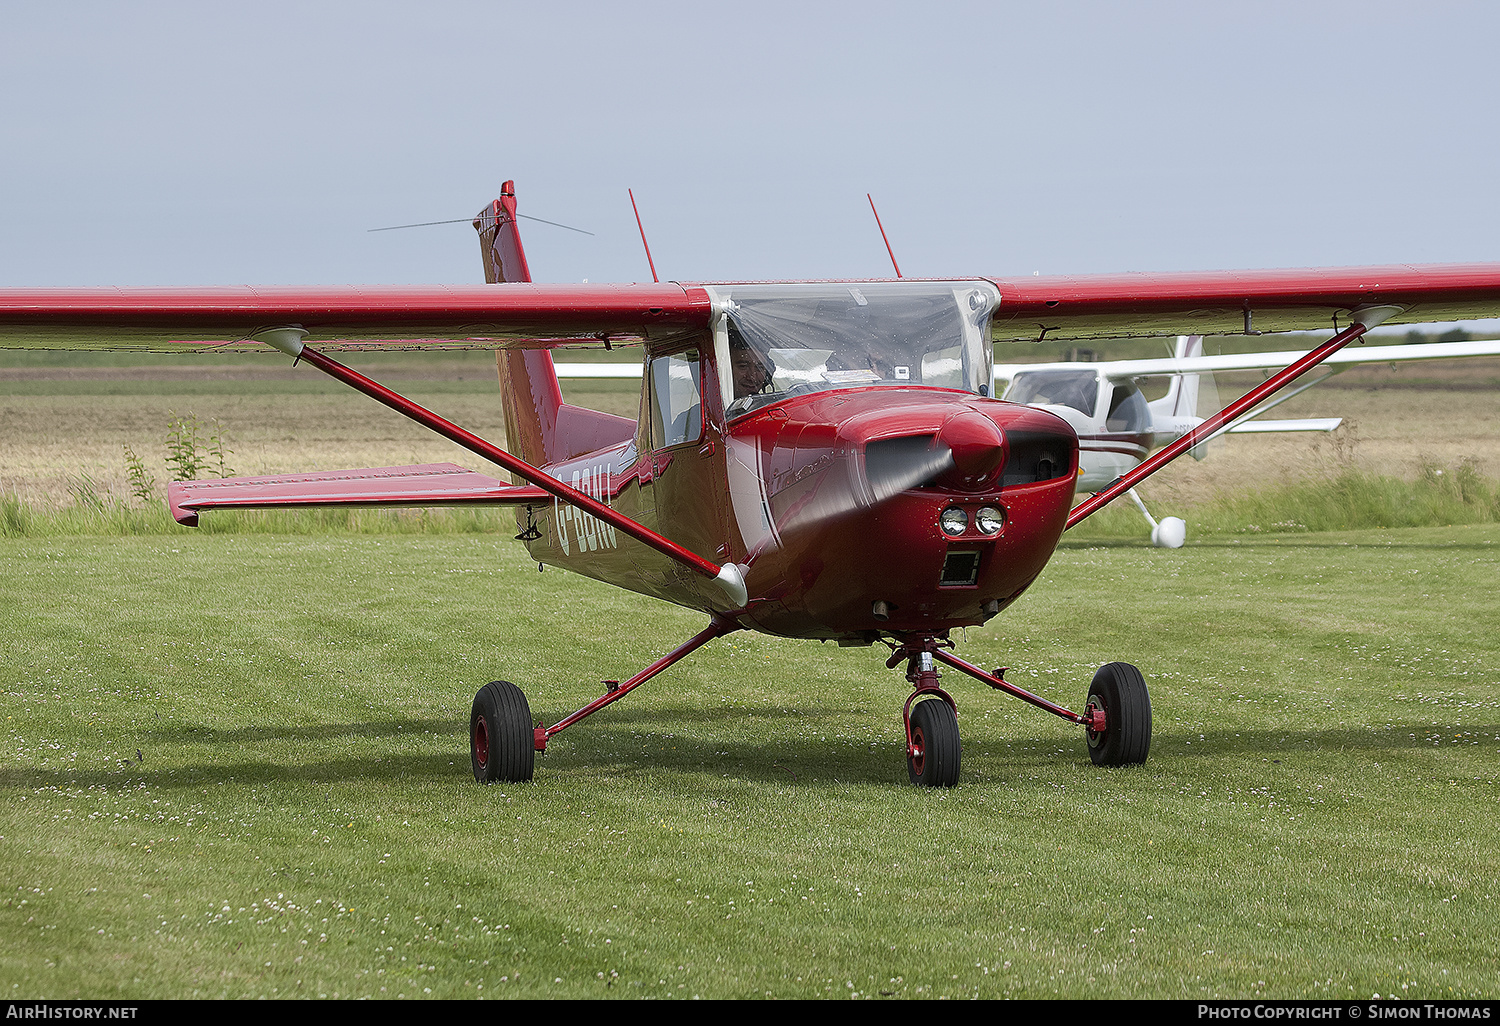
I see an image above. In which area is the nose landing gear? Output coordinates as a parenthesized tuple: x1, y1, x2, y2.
(885, 636, 1151, 786)
(892, 643, 962, 787)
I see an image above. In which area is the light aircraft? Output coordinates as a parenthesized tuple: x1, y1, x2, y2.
(6, 181, 1500, 787)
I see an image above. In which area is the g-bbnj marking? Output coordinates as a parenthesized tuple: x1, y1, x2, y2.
(554, 464, 618, 555)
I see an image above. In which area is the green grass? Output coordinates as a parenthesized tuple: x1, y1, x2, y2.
(1074, 462, 1500, 542)
(2, 526, 1497, 999)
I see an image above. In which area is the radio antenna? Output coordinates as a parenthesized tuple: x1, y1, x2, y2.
(867, 193, 902, 278)
(628, 189, 659, 283)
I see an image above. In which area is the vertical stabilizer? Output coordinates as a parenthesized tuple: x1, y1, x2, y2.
(1150, 335, 1204, 419)
(1146, 335, 1219, 460)
(474, 183, 634, 473)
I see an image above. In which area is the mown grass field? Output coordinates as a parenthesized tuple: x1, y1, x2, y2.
(2, 527, 1497, 999)
(2, 347, 1498, 1000)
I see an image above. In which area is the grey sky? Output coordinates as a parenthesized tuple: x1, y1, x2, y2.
(3, 1, 1498, 289)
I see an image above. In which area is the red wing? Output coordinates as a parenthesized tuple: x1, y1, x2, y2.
(0, 283, 711, 352)
(987, 263, 1500, 341)
(8, 264, 1500, 352)
(167, 463, 551, 526)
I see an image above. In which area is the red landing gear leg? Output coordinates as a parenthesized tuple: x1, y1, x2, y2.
(886, 637, 962, 787)
(470, 615, 742, 784)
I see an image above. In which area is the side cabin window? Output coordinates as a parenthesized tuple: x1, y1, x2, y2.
(1105, 381, 1150, 433)
(649, 348, 703, 450)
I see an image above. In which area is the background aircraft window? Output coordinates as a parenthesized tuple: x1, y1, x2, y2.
(650, 349, 703, 449)
(1004, 369, 1097, 415)
(1106, 382, 1150, 432)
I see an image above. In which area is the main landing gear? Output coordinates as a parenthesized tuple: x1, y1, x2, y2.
(468, 617, 741, 785)
(884, 636, 1151, 787)
(470, 680, 535, 783)
(467, 620, 1151, 787)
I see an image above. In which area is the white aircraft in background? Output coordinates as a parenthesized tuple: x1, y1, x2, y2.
(994, 336, 1500, 546)
(556, 336, 1500, 548)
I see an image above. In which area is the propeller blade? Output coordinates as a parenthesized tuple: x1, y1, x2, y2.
(864, 435, 954, 502)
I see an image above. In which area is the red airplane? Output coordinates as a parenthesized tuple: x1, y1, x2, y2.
(5, 181, 1500, 787)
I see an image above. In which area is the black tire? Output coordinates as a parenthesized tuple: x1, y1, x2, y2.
(907, 698, 961, 787)
(470, 680, 535, 783)
(1086, 662, 1151, 767)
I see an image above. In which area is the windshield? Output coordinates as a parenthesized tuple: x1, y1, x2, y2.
(706, 282, 998, 418)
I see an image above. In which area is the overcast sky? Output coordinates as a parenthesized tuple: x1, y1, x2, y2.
(3, 1, 1499, 289)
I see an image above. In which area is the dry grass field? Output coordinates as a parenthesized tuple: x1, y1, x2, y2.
(3, 348, 1498, 512)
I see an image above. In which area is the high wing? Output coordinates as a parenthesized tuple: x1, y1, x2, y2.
(994, 338, 1500, 382)
(0, 284, 710, 352)
(985, 265, 1500, 342)
(6, 265, 1500, 353)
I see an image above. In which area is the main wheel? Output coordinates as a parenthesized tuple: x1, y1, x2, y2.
(907, 698, 961, 787)
(470, 680, 535, 783)
(1085, 662, 1151, 767)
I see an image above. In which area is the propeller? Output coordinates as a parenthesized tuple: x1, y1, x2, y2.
(772, 406, 1005, 539)
(864, 435, 954, 502)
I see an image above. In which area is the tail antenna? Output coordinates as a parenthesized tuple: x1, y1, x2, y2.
(867, 193, 902, 278)
(628, 189, 659, 283)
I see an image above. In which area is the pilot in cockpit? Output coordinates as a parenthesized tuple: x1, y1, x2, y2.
(730, 330, 774, 400)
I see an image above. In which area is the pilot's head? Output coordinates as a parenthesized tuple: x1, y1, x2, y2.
(729, 331, 772, 399)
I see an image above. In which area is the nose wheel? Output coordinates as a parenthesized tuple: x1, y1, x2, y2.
(906, 697, 961, 787)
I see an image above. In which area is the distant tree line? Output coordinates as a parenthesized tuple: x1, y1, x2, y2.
(1404, 328, 1471, 344)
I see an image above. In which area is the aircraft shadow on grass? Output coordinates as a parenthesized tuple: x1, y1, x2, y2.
(2, 718, 1491, 791)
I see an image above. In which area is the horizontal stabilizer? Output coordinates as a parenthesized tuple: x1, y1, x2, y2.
(168, 463, 551, 526)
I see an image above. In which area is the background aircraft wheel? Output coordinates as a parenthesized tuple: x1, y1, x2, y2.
(907, 698, 961, 787)
(1085, 662, 1151, 767)
(470, 680, 535, 783)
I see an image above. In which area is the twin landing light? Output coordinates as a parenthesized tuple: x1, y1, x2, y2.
(939, 505, 1006, 537)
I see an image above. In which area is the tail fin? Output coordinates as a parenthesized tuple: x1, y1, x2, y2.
(1147, 335, 1220, 461)
(474, 182, 633, 473)
(1151, 335, 1204, 419)
(474, 182, 533, 285)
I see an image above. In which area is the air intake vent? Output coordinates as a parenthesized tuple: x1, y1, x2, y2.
(1000, 428, 1072, 486)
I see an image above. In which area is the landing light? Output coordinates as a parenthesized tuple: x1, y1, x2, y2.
(976, 506, 1005, 535)
(939, 508, 968, 536)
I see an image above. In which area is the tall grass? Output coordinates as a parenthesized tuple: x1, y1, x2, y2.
(1074, 459, 1500, 539)
(1195, 459, 1500, 535)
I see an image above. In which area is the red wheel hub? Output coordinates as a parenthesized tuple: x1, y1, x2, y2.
(472, 717, 490, 770)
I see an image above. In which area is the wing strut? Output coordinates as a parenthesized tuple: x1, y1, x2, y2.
(1066, 305, 1401, 529)
(253, 328, 747, 608)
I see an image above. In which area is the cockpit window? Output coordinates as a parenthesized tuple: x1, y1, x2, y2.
(706, 282, 998, 418)
(1003, 369, 1098, 415)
